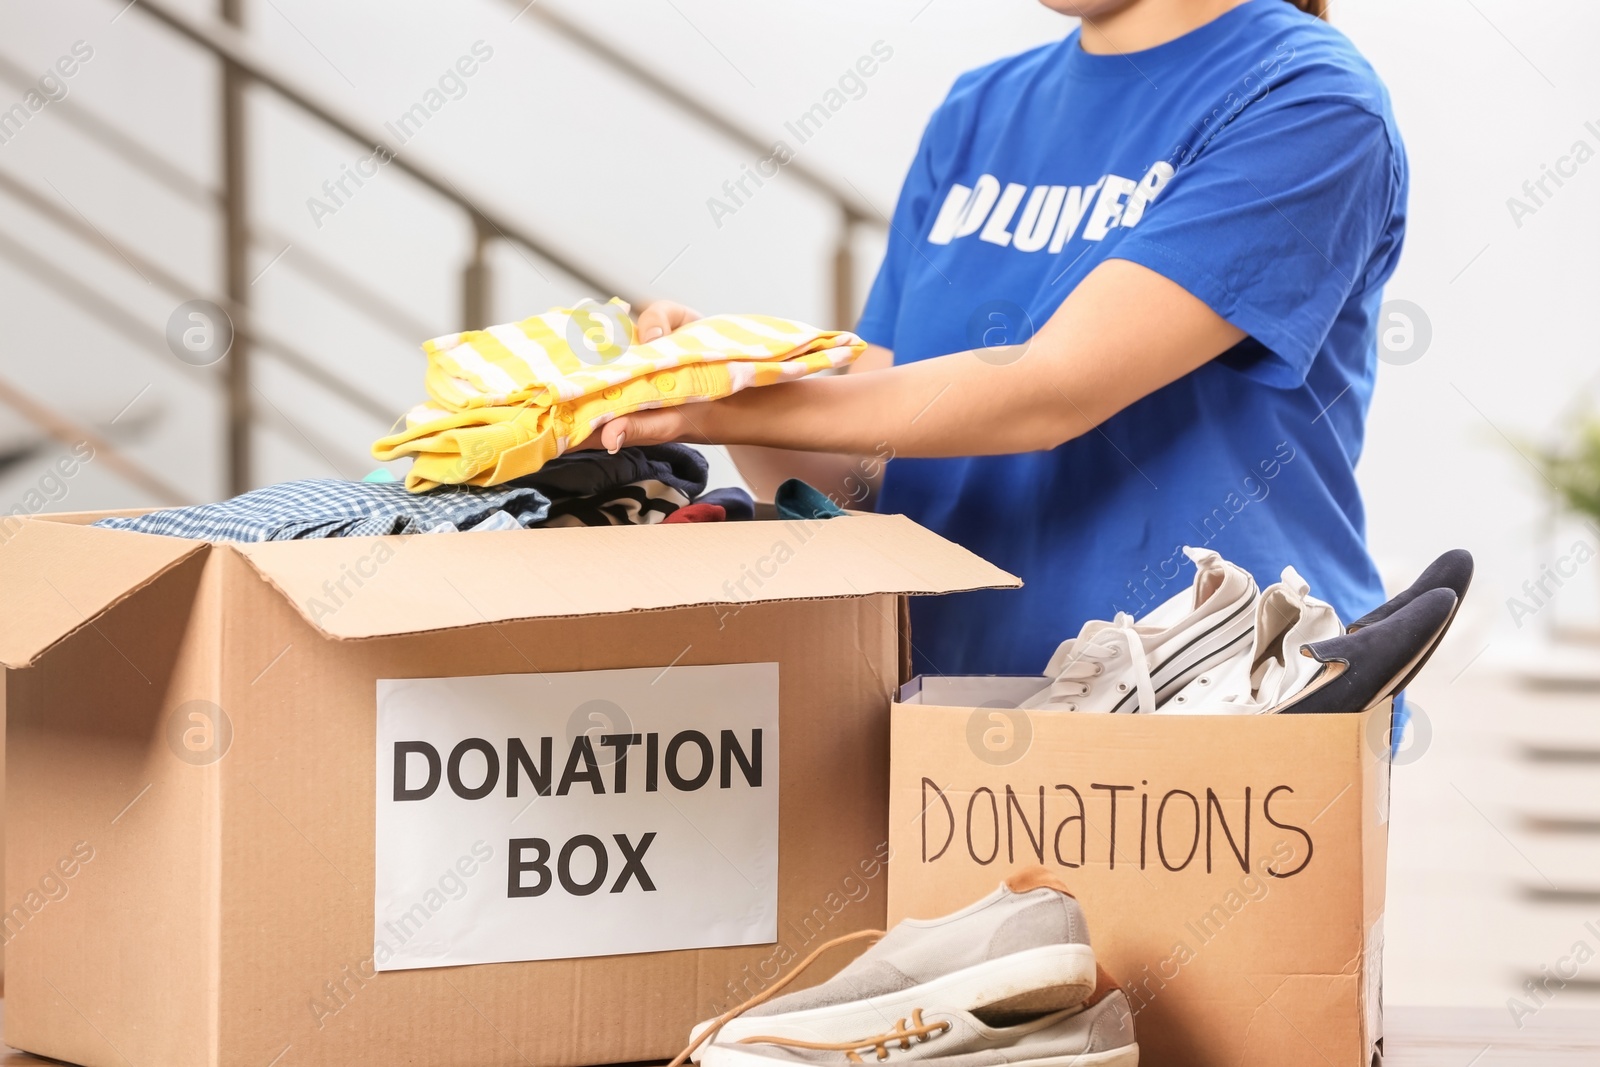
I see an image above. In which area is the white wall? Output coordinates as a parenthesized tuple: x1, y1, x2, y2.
(1, 0, 1597, 1006)
(1337, 0, 1600, 654)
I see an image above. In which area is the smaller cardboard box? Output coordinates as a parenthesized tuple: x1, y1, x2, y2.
(888, 677, 1390, 1067)
(0, 511, 1015, 1067)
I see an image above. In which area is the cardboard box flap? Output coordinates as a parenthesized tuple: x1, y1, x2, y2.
(0, 519, 208, 668)
(231, 512, 1020, 640)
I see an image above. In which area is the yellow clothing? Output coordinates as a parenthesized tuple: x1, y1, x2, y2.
(372, 299, 863, 491)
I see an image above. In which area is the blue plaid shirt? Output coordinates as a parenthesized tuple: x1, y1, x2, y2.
(92, 479, 555, 541)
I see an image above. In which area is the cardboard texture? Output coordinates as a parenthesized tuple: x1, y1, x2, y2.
(1, 512, 1017, 1067)
(889, 677, 1390, 1067)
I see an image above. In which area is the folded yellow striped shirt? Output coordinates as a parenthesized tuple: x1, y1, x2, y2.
(372, 299, 862, 491)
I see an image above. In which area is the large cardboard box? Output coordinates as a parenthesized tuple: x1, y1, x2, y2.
(889, 677, 1390, 1067)
(0, 511, 1014, 1067)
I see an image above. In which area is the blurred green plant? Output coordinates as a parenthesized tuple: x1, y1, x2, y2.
(1535, 414, 1600, 522)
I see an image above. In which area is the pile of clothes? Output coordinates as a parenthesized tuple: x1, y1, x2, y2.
(94, 300, 859, 542)
(91, 444, 757, 541)
(1021, 546, 1473, 716)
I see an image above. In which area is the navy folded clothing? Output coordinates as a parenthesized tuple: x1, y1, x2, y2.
(513, 443, 708, 504)
(698, 487, 756, 521)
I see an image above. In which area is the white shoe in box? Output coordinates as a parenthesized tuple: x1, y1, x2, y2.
(1021, 547, 1257, 714)
(1160, 565, 1341, 714)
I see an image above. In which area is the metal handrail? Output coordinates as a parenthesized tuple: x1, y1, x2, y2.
(507, 1, 885, 328)
(0, 168, 395, 425)
(511, 1, 879, 223)
(131, 0, 636, 303)
(125, 0, 648, 492)
(0, 51, 214, 204)
(0, 375, 192, 507)
(255, 228, 437, 343)
(0, 55, 435, 344)
(0, 229, 369, 482)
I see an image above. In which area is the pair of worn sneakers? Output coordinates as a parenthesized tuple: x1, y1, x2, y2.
(673, 869, 1136, 1067)
(1022, 547, 1473, 715)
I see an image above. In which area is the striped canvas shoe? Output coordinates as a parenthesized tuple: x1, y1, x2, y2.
(1021, 547, 1258, 713)
(1159, 565, 1342, 715)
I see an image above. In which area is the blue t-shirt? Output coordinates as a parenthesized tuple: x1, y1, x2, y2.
(859, 0, 1407, 676)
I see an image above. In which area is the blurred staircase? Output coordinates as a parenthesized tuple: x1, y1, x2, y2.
(0, 0, 881, 505)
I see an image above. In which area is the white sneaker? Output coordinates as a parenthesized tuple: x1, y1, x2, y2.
(1021, 547, 1257, 713)
(1160, 565, 1342, 715)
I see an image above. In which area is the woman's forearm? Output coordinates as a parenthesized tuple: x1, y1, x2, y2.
(691, 260, 1247, 458)
(698, 351, 1075, 456)
(719, 344, 896, 503)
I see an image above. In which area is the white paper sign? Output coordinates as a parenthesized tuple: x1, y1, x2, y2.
(374, 662, 779, 971)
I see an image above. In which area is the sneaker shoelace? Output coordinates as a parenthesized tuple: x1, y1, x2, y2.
(668, 928, 885, 1067)
(739, 1008, 951, 1062)
(1041, 615, 1157, 712)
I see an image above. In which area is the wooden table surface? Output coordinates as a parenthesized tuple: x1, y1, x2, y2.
(2, 1005, 1596, 1065)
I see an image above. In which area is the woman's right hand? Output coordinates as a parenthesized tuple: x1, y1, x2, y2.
(635, 300, 701, 342)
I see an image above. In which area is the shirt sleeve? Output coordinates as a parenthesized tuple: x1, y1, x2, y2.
(855, 108, 951, 350)
(1110, 100, 1402, 389)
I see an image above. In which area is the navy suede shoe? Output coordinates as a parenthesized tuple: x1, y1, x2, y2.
(1349, 548, 1473, 632)
(1278, 587, 1459, 715)
(1345, 548, 1472, 695)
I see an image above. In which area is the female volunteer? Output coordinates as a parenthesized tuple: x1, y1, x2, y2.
(603, 0, 1406, 677)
